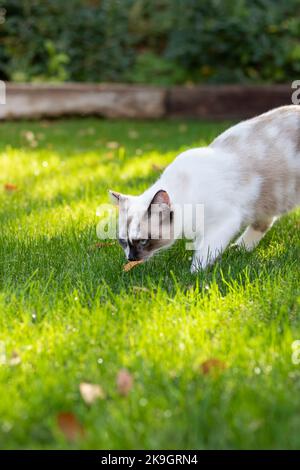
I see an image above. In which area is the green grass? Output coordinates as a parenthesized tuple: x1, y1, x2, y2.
(0, 118, 299, 450)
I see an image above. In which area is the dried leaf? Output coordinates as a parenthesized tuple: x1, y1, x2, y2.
(128, 130, 139, 139)
(106, 141, 119, 149)
(79, 382, 105, 405)
(57, 412, 84, 442)
(23, 130, 38, 147)
(116, 369, 134, 396)
(79, 128, 95, 136)
(9, 351, 21, 366)
(4, 183, 18, 192)
(179, 124, 187, 133)
(123, 260, 143, 272)
(151, 164, 165, 172)
(23, 130, 35, 142)
(200, 358, 226, 375)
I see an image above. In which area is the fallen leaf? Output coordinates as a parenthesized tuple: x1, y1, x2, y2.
(79, 382, 105, 405)
(79, 128, 95, 136)
(23, 130, 35, 142)
(200, 358, 226, 375)
(106, 141, 119, 149)
(4, 183, 18, 192)
(179, 124, 187, 133)
(123, 260, 143, 272)
(22, 130, 38, 147)
(116, 369, 134, 396)
(57, 412, 84, 442)
(128, 130, 139, 139)
(9, 351, 21, 366)
(151, 164, 165, 172)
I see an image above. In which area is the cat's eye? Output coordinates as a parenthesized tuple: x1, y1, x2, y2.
(139, 239, 148, 246)
(118, 238, 127, 247)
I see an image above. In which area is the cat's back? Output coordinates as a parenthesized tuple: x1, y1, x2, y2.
(211, 105, 300, 214)
(211, 105, 300, 160)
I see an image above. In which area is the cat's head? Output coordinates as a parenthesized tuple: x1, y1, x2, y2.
(109, 189, 174, 261)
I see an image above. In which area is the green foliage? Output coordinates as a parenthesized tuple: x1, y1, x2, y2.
(124, 51, 188, 85)
(166, 0, 300, 83)
(1, 0, 300, 83)
(0, 118, 299, 448)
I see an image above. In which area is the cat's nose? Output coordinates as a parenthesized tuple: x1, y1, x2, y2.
(128, 254, 138, 261)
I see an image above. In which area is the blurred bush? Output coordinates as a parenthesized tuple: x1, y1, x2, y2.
(0, 0, 300, 84)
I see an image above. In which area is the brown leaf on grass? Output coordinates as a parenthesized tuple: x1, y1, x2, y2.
(178, 124, 188, 133)
(200, 358, 226, 375)
(123, 260, 143, 272)
(92, 242, 115, 249)
(116, 369, 134, 396)
(128, 130, 139, 139)
(106, 141, 119, 150)
(9, 351, 21, 366)
(23, 130, 35, 141)
(4, 183, 18, 192)
(79, 382, 106, 405)
(151, 164, 165, 172)
(57, 412, 85, 442)
(22, 130, 38, 147)
(79, 127, 95, 136)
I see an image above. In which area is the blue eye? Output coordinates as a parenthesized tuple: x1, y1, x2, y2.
(118, 238, 127, 247)
(139, 239, 148, 246)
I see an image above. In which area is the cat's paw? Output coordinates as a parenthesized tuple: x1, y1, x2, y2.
(231, 239, 253, 251)
(190, 262, 202, 274)
(230, 241, 243, 250)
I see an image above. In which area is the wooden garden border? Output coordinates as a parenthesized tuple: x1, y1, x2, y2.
(0, 83, 293, 120)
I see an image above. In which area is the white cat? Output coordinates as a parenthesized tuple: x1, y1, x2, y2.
(109, 105, 300, 273)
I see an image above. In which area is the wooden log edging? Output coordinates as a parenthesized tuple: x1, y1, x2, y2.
(0, 83, 166, 120)
(0, 83, 294, 120)
(167, 84, 293, 119)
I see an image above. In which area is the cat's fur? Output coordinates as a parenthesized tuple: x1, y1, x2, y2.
(110, 105, 300, 272)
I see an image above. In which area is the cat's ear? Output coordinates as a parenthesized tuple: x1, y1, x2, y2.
(109, 190, 123, 205)
(151, 190, 170, 207)
(149, 190, 171, 211)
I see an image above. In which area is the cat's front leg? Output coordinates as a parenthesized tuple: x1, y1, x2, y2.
(190, 215, 242, 273)
(190, 250, 207, 273)
(190, 240, 219, 273)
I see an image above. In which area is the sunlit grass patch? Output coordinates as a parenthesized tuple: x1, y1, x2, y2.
(0, 118, 299, 449)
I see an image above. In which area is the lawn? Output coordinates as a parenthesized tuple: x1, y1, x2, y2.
(0, 118, 299, 450)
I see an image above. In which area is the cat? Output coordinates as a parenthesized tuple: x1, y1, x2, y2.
(109, 105, 300, 273)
